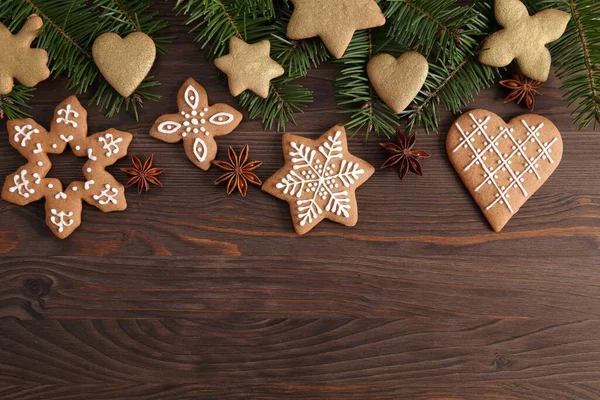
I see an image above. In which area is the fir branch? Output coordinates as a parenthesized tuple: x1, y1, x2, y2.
(93, 0, 171, 54)
(0, 0, 168, 120)
(526, 0, 599, 130)
(401, 0, 499, 133)
(402, 57, 498, 133)
(175, 0, 318, 131)
(385, 0, 483, 64)
(0, 86, 35, 120)
(270, 8, 330, 77)
(238, 76, 312, 131)
(334, 29, 400, 139)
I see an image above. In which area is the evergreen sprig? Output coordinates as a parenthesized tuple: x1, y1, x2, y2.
(174, 0, 329, 131)
(335, 0, 498, 137)
(0, 86, 35, 120)
(0, 0, 168, 120)
(525, 0, 600, 130)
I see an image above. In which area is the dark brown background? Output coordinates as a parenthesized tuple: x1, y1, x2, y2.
(1, 2, 599, 399)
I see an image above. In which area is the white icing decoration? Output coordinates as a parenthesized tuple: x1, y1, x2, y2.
(37, 161, 43, 167)
(55, 192, 67, 200)
(48, 183, 54, 189)
(32, 173, 42, 185)
(84, 180, 95, 190)
(87, 148, 97, 161)
(75, 145, 81, 151)
(59, 134, 74, 143)
(13, 125, 39, 147)
(86, 167, 92, 173)
(93, 184, 118, 205)
(72, 186, 78, 191)
(98, 133, 123, 157)
(56, 104, 79, 127)
(50, 209, 74, 233)
(184, 85, 200, 110)
(209, 112, 234, 126)
(52, 144, 58, 149)
(192, 137, 208, 163)
(9, 170, 35, 198)
(275, 131, 365, 226)
(157, 121, 182, 134)
(33, 143, 43, 154)
(453, 113, 559, 214)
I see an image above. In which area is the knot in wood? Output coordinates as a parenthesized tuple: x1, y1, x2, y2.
(23, 278, 52, 298)
(493, 352, 514, 369)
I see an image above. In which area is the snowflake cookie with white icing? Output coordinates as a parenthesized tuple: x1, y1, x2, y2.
(447, 109, 563, 232)
(1, 96, 132, 239)
(263, 125, 375, 235)
(150, 78, 243, 170)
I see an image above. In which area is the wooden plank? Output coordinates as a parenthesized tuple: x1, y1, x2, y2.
(0, 318, 599, 398)
(1, 256, 599, 319)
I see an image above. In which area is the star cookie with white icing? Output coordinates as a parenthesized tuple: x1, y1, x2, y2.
(263, 125, 375, 235)
(214, 37, 284, 99)
(287, 0, 386, 59)
(150, 78, 243, 170)
(1, 96, 132, 239)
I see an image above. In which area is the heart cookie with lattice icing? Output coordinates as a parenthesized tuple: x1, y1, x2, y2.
(447, 110, 563, 232)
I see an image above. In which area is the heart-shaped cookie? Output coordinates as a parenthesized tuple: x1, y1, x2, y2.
(92, 32, 156, 98)
(367, 52, 428, 114)
(447, 110, 563, 232)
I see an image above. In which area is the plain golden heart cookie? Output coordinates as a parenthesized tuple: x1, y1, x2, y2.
(92, 32, 156, 98)
(447, 110, 563, 232)
(367, 52, 428, 114)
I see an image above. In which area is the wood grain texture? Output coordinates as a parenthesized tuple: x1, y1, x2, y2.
(1, 1, 599, 398)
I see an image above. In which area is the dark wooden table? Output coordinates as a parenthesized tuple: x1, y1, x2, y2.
(1, 3, 599, 399)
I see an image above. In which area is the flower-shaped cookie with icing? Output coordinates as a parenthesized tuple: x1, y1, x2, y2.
(150, 78, 243, 170)
(1, 96, 132, 239)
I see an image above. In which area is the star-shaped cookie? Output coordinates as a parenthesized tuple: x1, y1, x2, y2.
(287, 0, 386, 59)
(214, 37, 284, 99)
(263, 125, 374, 235)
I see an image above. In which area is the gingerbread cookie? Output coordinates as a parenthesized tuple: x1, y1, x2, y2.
(479, 0, 570, 82)
(1, 96, 132, 239)
(263, 125, 374, 235)
(150, 78, 243, 170)
(287, 0, 386, 59)
(367, 52, 429, 114)
(92, 32, 157, 97)
(447, 110, 563, 232)
(0, 15, 50, 95)
(214, 37, 284, 99)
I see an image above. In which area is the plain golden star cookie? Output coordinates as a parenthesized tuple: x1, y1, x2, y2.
(214, 37, 284, 98)
(479, 0, 570, 82)
(1, 96, 132, 239)
(150, 78, 243, 171)
(447, 109, 563, 232)
(92, 32, 157, 97)
(0, 15, 50, 95)
(263, 125, 374, 235)
(367, 52, 429, 114)
(287, 0, 386, 59)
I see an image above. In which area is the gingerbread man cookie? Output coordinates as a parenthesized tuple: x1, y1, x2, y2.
(479, 0, 570, 82)
(150, 78, 243, 170)
(2, 96, 132, 239)
(0, 15, 50, 94)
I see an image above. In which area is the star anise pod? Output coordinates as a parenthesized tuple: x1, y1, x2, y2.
(120, 154, 165, 194)
(380, 130, 430, 180)
(212, 145, 262, 197)
(499, 72, 543, 111)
